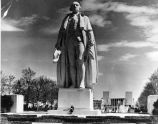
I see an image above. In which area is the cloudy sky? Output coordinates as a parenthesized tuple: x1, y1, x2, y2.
(1, 0, 158, 101)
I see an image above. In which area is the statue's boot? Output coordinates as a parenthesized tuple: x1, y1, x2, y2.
(79, 81, 85, 88)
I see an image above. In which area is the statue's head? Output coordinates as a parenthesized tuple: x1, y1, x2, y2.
(69, 1, 81, 13)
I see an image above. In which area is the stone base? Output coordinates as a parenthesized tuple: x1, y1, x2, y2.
(1, 95, 24, 113)
(58, 88, 93, 110)
(11, 95, 24, 113)
(147, 95, 158, 114)
(48, 88, 100, 115)
(48, 109, 101, 116)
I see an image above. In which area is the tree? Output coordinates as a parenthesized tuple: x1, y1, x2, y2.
(138, 83, 156, 108)
(138, 69, 158, 110)
(1, 71, 8, 95)
(21, 67, 36, 104)
(22, 67, 36, 82)
(13, 78, 26, 95)
(3, 67, 59, 108)
(8, 75, 15, 94)
(1, 71, 15, 95)
(32, 76, 58, 103)
(150, 69, 158, 94)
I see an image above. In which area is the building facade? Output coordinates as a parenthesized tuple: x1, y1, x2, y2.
(94, 91, 133, 112)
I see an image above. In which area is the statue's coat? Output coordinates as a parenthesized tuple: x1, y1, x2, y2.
(55, 13, 98, 88)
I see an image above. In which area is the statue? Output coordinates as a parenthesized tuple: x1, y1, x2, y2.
(53, 1, 98, 88)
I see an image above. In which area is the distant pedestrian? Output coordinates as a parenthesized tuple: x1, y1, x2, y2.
(52, 99, 58, 110)
(101, 98, 105, 113)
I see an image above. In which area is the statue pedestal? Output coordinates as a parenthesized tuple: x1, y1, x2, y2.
(58, 88, 93, 110)
(48, 88, 101, 115)
(147, 95, 158, 114)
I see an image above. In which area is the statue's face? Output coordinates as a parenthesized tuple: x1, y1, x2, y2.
(71, 1, 80, 13)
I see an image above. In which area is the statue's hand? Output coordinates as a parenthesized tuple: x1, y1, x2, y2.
(53, 49, 61, 62)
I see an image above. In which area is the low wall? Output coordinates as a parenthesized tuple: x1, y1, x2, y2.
(1, 113, 157, 124)
(1, 95, 24, 113)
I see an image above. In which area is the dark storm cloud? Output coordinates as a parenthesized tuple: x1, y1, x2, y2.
(2, 0, 158, 40)
(1, 0, 83, 35)
(2, 0, 80, 19)
(2, 15, 60, 36)
(81, 0, 158, 50)
(15, 15, 60, 35)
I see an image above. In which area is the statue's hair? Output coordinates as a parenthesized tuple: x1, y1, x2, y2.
(69, 1, 81, 11)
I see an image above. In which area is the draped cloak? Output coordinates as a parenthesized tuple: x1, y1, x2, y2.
(55, 13, 98, 88)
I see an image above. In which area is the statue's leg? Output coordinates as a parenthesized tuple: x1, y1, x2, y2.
(67, 40, 76, 88)
(77, 42, 85, 88)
